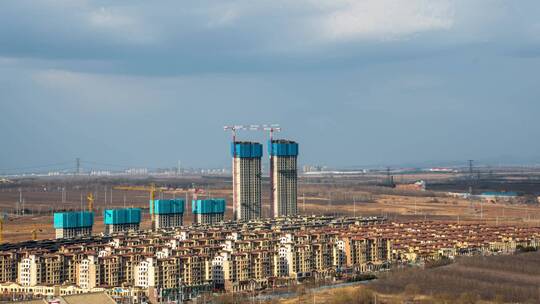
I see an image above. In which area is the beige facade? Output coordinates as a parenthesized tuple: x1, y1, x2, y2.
(55, 227, 92, 239)
(100, 256, 121, 287)
(233, 156, 262, 221)
(194, 212, 224, 225)
(0, 253, 18, 283)
(272, 155, 297, 217)
(42, 255, 65, 285)
(104, 223, 139, 234)
(155, 213, 183, 229)
(2, 217, 540, 301)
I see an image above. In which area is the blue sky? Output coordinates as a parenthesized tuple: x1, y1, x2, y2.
(1, 0, 540, 171)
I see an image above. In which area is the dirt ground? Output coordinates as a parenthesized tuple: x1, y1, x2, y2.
(1, 174, 539, 243)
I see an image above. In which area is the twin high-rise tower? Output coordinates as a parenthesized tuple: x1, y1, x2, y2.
(231, 139, 298, 221)
(269, 139, 299, 217)
(231, 142, 263, 221)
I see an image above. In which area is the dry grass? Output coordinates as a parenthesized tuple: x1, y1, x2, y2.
(269, 252, 540, 304)
(1, 176, 540, 242)
(372, 251, 540, 303)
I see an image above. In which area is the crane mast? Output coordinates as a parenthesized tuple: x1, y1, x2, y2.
(224, 125, 247, 220)
(87, 192, 95, 212)
(249, 125, 281, 217)
(114, 184, 161, 230)
(224, 124, 280, 219)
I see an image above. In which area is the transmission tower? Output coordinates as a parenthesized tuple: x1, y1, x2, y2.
(76, 158, 81, 175)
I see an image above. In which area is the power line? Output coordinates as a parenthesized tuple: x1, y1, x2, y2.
(1, 159, 183, 175)
(82, 160, 135, 168)
(0, 161, 73, 172)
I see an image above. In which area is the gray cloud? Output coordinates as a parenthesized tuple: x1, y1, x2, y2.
(2, 0, 538, 74)
(1, 1, 540, 170)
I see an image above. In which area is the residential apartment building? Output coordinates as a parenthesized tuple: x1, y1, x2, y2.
(0, 217, 539, 302)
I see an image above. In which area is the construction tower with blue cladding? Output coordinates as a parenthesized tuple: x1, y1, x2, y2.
(269, 139, 299, 217)
(103, 208, 141, 234)
(53, 211, 94, 239)
(192, 199, 226, 225)
(231, 141, 263, 221)
(149, 199, 185, 229)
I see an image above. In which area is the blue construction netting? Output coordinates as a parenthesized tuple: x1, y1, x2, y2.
(192, 199, 226, 214)
(53, 211, 94, 228)
(103, 208, 141, 225)
(268, 140, 299, 156)
(230, 142, 263, 158)
(150, 199, 185, 215)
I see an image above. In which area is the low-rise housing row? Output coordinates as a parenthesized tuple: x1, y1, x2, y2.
(0, 216, 538, 303)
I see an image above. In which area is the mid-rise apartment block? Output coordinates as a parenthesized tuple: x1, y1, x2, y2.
(76, 255, 99, 290)
(150, 199, 184, 229)
(18, 254, 42, 286)
(103, 208, 141, 234)
(53, 211, 94, 239)
(192, 199, 226, 225)
(0, 252, 18, 283)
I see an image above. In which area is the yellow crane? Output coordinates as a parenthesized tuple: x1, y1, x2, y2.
(113, 184, 161, 230)
(87, 192, 94, 212)
(0, 216, 38, 242)
(113, 184, 194, 230)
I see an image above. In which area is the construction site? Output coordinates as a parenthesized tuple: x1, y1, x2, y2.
(1, 167, 540, 243)
(0, 127, 540, 303)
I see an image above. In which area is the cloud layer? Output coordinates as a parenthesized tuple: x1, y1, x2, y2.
(1, 1, 540, 169)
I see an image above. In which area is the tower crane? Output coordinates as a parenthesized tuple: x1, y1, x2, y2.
(266, 125, 281, 217)
(0, 217, 39, 242)
(87, 192, 95, 212)
(224, 125, 247, 220)
(113, 184, 192, 230)
(113, 184, 161, 230)
(247, 124, 281, 216)
(224, 124, 281, 219)
(224, 125, 266, 219)
(223, 125, 247, 146)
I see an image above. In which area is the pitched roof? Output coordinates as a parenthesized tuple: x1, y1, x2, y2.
(61, 292, 116, 304)
(14, 292, 116, 304)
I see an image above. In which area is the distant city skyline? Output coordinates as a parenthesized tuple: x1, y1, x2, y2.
(1, 1, 540, 171)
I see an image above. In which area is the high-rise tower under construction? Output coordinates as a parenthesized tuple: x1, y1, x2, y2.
(231, 141, 263, 221)
(269, 139, 298, 218)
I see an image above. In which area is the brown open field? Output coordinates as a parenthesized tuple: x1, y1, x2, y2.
(259, 251, 540, 304)
(1, 173, 540, 242)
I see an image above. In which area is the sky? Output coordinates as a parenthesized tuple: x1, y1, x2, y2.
(1, 0, 540, 172)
